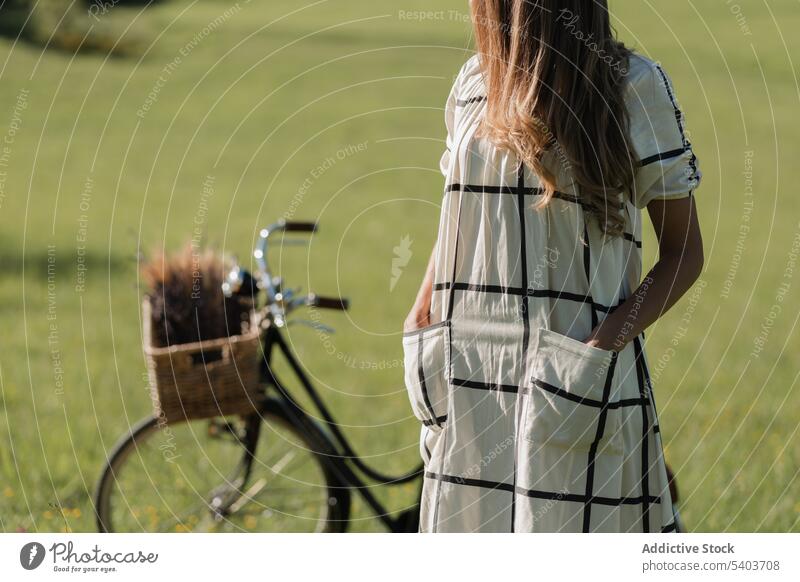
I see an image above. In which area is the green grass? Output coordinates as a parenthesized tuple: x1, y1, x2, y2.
(0, 0, 798, 532)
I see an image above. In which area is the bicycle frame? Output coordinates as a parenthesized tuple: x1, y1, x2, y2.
(255, 321, 424, 533)
(98, 217, 683, 533)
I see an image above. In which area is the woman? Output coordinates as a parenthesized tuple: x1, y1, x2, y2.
(402, 0, 704, 533)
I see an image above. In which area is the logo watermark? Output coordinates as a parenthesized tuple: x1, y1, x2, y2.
(556, 8, 628, 74)
(137, 3, 246, 119)
(285, 140, 369, 221)
(390, 235, 413, 292)
(21, 541, 159, 574)
(0, 87, 29, 212)
(721, 150, 754, 299)
(20, 542, 46, 570)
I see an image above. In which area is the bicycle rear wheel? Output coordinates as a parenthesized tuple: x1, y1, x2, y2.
(94, 401, 349, 532)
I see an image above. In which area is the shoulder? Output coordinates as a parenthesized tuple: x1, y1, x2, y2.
(624, 53, 701, 203)
(450, 54, 483, 95)
(623, 52, 686, 141)
(623, 52, 686, 114)
(459, 54, 482, 80)
(624, 53, 664, 103)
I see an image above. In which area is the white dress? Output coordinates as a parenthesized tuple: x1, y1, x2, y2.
(402, 53, 701, 532)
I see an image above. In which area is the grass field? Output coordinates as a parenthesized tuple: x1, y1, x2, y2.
(0, 0, 798, 532)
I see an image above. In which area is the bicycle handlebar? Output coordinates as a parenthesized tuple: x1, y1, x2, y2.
(253, 219, 349, 323)
(254, 220, 318, 300)
(307, 294, 349, 311)
(282, 221, 317, 233)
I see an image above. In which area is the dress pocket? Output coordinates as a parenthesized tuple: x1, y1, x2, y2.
(402, 321, 451, 431)
(522, 328, 623, 454)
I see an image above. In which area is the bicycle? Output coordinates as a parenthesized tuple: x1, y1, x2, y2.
(94, 218, 685, 533)
(94, 219, 423, 533)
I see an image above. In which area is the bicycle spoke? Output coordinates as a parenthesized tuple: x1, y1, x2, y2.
(99, 411, 343, 532)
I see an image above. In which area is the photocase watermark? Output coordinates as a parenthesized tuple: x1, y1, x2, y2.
(397, 10, 446, 22)
(530, 488, 569, 525)
(654, 66, 700, 191)
(0, 87, 29, 211)
(457, 435, 514, 482)
(594, 274, 655, 379)
(74, 175, 93, 294)
(21, 540, 158, 574)
(650, 279, 707, 382)
(285, 140, 369, 221)
(725, 0, 752, 37)
(142, 371, 181, 463)
(47, 245, 65, 397)
(750, 223, 800, 360)
(530, 246, 561, 291)
(190, 174, 216, 300)
(517, 246, 561, 322)
(20, 542, 46, 570)
(390, 235, 413, 292)
(450, 433, 567, 525)
(307, 306, 403, 371)
(536, 118, 574, 178)
(618, 275, 654, 345)
(137, 58, 180, 120)
(87, 0, 122, 22)
(137, 3, 246, 119)
(397, 10, 470, 24)
(721, 150, 754, 299)
(556, 8, 628, 74)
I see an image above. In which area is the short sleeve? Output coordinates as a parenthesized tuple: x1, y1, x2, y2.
(439, 79, 458, 176)
(627, 59, 702, 209)
(439, 57, 478, 177)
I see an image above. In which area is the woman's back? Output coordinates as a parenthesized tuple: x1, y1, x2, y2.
(430, 53, 700, 338)
(402, 1, 704, 533)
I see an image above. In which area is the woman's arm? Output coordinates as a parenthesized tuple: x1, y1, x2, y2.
(404, 246, 436, 332)
(583, 195, 704, 351)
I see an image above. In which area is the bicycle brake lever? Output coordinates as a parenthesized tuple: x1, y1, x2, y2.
(288, 319, 335, 334)
(280, 287, 302, 302)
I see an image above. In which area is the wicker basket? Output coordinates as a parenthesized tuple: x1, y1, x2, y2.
(142, 299, 263, 424)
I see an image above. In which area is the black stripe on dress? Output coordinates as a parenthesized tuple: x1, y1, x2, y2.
(653, 65, 698, 182)
(424, 471, 662, 506)
(582, 221, 599, 330)
(417, 336, 441, 426)
(455, 95, 486, 107)
(433, 282, 623, 314)
(639, 147, 690, 167)
(582, 352, 619, 532)
(422, 415, 448, 427)
(633, 335, 652, 532)
(510, 163, 531, 532)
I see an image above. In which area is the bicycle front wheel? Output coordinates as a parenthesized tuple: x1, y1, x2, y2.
(94, 403, 349, 532)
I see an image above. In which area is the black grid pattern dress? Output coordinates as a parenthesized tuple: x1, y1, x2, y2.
(402, 54, 701, 532)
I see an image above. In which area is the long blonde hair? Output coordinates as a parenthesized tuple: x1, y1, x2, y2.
(471, 0, 635, 236)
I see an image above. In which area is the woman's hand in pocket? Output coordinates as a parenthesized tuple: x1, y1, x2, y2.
(582, 324, 623, 352)
(404, 246, 436, 333)
(404, 302, 431, 333)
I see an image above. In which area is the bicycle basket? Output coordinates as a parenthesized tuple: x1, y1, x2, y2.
(142, 299, 263, 424)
